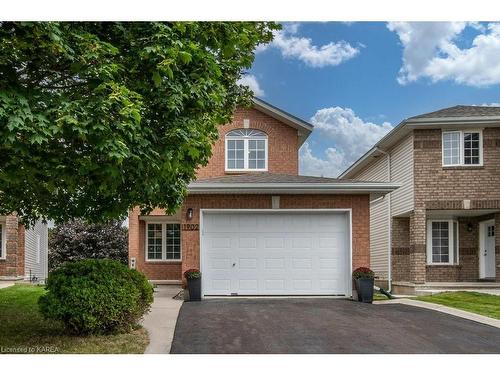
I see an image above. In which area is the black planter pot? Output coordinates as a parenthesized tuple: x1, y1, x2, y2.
(187, 278, 201, 301)
(354, 278, 374, 303)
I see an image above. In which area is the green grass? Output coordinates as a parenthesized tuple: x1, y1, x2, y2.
(373, 292, 390, 301)
(0, 285, 149, 354)
(415, 291, 500, 320)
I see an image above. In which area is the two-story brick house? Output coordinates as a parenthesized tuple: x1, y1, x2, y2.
(341, 105, 500, 294)
(128, 98, 398, 298)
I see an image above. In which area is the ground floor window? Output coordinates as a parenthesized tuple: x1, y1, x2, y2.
(146, 223, 181, 261)
(426, 220, 459, 265)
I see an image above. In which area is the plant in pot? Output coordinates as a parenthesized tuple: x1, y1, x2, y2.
(352, 267, 375, 303)
(184, 269, 202, 301)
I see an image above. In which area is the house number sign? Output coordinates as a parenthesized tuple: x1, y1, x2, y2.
(181, 223, 199, 231)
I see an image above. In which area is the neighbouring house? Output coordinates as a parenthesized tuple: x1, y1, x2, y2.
(0, 215, 48, 282)
(340, 105, 500, 295)
(129, 98, 398, 297)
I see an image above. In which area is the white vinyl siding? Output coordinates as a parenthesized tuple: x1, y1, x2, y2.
(390, 134, 414, 216)
(349, 134, 415, 280)
(356, 156, 390, 279)
(24, 220, 48, 282)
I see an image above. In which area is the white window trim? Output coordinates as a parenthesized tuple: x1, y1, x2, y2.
(426, 220, 459, 265)
(0, 223, 5, 260)
(145, 222, 182, 262)
(225, 130, 268, 172)
(442, 129, 483, 167)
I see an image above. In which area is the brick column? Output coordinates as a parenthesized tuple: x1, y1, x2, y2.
(128, 207, 140, 269)
(5, 215, 20, 277)
(409, 209, 426, 284)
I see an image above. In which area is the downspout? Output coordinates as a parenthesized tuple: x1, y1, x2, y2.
(376, 147, 392, 292)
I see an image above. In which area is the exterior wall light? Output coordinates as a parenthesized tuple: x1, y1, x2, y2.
(187, 208, 194, 220)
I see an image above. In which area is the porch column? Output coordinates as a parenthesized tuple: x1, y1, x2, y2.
(5, 215, 20, 277)
(409, 209, 426, 284)
(496, 213, 500, 282)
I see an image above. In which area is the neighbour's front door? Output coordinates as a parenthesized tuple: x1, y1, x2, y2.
(480, 219, 496, 279)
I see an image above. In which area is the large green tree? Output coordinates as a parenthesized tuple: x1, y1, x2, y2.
(0, 22, 278, 225)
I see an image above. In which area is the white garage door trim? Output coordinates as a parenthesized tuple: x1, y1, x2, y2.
(200, 209, 352, 298)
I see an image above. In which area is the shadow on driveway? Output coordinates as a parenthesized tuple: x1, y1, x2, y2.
(170, 298, 500, 354)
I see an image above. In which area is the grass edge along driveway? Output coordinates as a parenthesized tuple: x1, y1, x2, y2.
(414, 291, 500, 320)
(0, 284, 148, 354)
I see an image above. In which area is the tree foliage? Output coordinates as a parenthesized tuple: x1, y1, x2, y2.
(48, 219, 128, 271)
(0, 22, 278, 225)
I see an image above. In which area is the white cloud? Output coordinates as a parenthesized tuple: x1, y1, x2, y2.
(299, 107, 392, 177)
(388, 22, 500, 87)
(257, 23, 360, 68)
(237, 74, 265, 97)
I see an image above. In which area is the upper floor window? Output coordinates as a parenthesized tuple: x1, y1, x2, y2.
(225, 129, 268, 171)
(442, 130, 482, 166)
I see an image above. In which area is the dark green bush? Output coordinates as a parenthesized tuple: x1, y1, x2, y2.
(48, 219, 128, 272)
(39, 259, 153, 335)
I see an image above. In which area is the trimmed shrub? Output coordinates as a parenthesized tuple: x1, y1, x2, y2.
(39, 259, 153, 335)
(48, 219, 128, 272)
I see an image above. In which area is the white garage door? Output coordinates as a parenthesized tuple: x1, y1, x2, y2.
(201, 211, 350, 296)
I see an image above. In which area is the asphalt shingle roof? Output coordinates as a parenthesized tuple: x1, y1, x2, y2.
(193, 173, 376, 184)
(409, 105, 500, 120)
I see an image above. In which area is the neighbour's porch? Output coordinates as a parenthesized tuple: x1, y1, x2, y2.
(392, 208, 500, 294)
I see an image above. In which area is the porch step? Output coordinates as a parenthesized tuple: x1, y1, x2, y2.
(392, 281, 500, 296)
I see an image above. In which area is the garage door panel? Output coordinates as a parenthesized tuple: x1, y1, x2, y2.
(202, 212, 350, 296)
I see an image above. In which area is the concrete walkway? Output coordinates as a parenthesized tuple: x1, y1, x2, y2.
(0, 281, 15, 289)
(374, 298, 500, 328)
(142, 285, 183, 354)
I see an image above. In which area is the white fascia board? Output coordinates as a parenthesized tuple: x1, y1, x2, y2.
(406, 116, 500, 124)
(251, 98, 313, 145)
(188, 182, 400, 194)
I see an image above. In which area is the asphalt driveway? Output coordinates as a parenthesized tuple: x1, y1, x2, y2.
(170, 298, 500, 354)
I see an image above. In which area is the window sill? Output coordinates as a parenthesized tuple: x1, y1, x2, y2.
(225, 169, 268, 174)
(442, 166, 483, 170)
(145, 260, 182, 264)
(426, 264, 461, 267)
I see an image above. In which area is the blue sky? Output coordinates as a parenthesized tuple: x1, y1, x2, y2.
(238, 22, 500, 177)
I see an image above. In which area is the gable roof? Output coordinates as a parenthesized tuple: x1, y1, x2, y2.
(252, 97, 313, 146)
(189, 172, 400, 194)
(340, 105, 500, 179)
(409, 105, 500, 120)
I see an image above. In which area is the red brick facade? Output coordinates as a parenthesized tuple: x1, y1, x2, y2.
(128, 105, 372, 289)
(196, 107, 299, 178)
(128, 194, 370, 282)
(0, 215, 25, 279)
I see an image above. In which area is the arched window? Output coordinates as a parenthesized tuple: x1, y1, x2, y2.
(225, 129, 268, 171)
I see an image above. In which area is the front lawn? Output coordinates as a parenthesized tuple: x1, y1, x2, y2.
(415, 291, 500, 320)
(0, 285, 149, 354)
